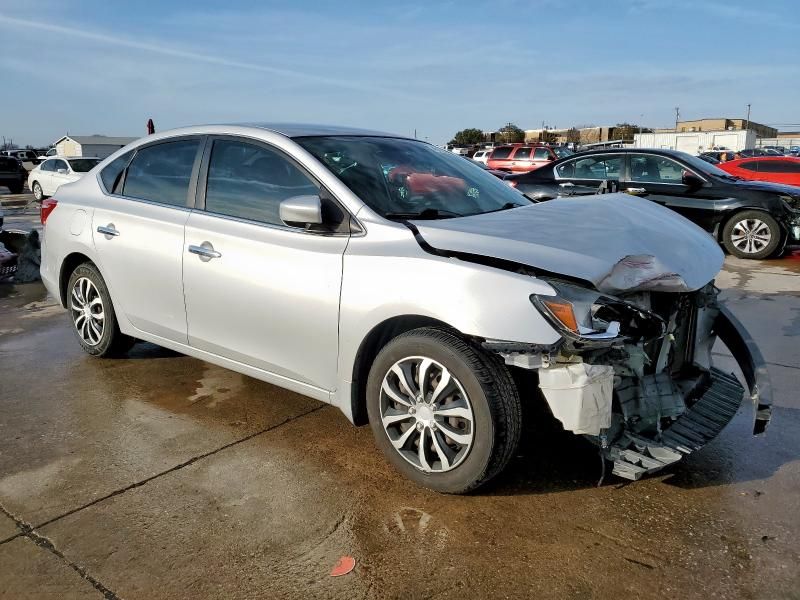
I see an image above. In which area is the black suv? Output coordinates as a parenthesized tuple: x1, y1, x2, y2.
(507, 148, 800, 259)
(0, 156, 27, 194)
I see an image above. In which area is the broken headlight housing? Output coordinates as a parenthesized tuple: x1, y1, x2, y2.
(531, 280, 666, 345)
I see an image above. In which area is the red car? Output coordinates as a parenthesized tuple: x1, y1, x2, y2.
(718, 156, 800, 187)
(487, 144, 572, 173)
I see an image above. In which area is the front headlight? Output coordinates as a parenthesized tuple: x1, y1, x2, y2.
(531, 280, 665, 344)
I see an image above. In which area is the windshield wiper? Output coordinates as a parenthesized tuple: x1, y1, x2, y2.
(384, 208, 463, 220)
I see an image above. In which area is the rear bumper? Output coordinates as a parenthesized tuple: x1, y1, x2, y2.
(714, 304, 772, 435)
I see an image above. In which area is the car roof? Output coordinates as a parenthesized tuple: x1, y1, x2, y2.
(219, 122, 404, 139)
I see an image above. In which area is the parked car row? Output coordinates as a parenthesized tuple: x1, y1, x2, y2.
(507, 148, 800, 259)
(27, 157, 101, 200)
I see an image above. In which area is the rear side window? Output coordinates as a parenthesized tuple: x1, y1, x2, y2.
(557, 155, 621, 180)
(758, 160, 800, 173)
(533, 148, 551, 160)
(490, 147, 513, 160)
(40, 160, 55, 172)
(52, 159, 68, 172)
(204, 139, 319, 226)
(100, 151, 133, 193)
(739, 161, 759, 172)
(123, 140, 200, 207)
(513, 147, 532, 159)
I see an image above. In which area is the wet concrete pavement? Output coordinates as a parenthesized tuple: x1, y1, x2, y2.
(0, 254, 799, 599)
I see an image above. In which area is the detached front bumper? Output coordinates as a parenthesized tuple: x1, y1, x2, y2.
(714, 304, 772, 435)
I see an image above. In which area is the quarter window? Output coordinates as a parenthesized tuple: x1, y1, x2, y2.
(204, 139, 319, 226)
(122, 140, 200, 207)
(557, 155, 622, 180)
(629, 155, 684, 183)
(100, 151, 134, 193)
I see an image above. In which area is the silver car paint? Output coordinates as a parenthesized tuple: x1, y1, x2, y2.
(40, 124, 565, 421)
(413, 194, 724, 294)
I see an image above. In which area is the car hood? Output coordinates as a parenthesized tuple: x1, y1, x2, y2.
(412, 193, 724, 294)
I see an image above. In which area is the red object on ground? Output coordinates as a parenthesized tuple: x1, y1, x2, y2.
(330, 555, 356, 577)
(718, 156, 800, 187)
(40, 198, 58, 225)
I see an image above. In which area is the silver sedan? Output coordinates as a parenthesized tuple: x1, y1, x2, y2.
(39, 124, 771, 492)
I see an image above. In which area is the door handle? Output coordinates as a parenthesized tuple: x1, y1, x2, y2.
(188, 243, 221, 260)
(625, 187, 648, 196)
(97, 225, 119, 237)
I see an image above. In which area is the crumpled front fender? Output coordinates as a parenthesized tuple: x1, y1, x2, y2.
(714, 304, 772, 435)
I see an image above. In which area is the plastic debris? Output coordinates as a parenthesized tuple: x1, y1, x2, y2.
(330, 556, 355, 577)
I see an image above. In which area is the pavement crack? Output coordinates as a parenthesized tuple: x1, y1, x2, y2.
(0, 501, 120, 599)
(33, 404, 327, 531)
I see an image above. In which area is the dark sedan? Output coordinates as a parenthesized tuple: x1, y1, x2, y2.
(507, 148, 800, 259)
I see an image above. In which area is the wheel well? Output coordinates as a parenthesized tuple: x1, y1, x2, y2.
(58, 253, 93, 307)
(350, 315, 451, 425)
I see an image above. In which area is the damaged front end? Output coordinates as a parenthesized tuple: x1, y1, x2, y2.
(487, 278, 772, 481)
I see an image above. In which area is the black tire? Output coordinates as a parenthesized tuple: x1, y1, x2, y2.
(366, 327, 521, 494)
(722, 210, 781, 259)
(66, 262, 135, 357)
(32, 181, 45, 201)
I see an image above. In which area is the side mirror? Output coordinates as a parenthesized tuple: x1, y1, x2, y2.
(682, 170, 704, 190)
(57, 168, 67, 174)
(280, 195, 323, 227)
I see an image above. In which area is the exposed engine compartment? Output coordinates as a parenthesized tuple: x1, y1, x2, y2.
(486, 282, 770, 481)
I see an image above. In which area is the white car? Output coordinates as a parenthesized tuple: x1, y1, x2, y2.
(37, 148, 58, 161)
(28, 157, 101, 200)
(472, 149, 491, 165)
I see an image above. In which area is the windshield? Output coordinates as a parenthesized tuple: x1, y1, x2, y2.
(296, 136, 529, 218)
(552, 146, 574, 159)
(68, 158, 100, 173)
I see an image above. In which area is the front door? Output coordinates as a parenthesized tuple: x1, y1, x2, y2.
(92, 137, 203, 343)
(183, 137, 348, 391)
(622, 153, 717, 229)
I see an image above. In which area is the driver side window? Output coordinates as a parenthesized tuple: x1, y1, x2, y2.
(204, 139, 320, 226)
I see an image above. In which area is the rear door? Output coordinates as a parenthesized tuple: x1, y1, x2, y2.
(509, 146, 533, 172)
(46, 159, 71, 195)
(182, 136, 349, 391)
(553, 153, 623, 196)
(92, 137, 203, 343)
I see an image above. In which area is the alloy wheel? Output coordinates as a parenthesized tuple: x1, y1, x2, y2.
(70, 277, 105, 346)
(33, 182, 43, 201)
(730, 218, 772, 255)
(379, 356, 475, 473)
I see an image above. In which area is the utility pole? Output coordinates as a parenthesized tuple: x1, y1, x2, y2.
(744, 103, 751, 131)
(674, 107, 680, 131)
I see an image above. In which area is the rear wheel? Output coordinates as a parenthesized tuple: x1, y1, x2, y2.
(32, 181, 45, 201)
(67, 263, 135, 357)
(722, 210, 781, 259)
(366, 327, 521, 494)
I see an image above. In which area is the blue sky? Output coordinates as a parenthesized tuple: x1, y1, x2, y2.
(1, 0, 798, 146)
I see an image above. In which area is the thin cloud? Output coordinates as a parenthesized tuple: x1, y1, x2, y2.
(0, 14, 420, 101)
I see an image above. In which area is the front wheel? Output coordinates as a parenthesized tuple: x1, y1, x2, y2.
(366, 328, 521, 494)
(67, 262, 135, 357)
(722, 210, 781, 259)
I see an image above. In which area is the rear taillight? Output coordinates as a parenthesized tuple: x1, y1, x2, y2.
(40, 198, 58, 225)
